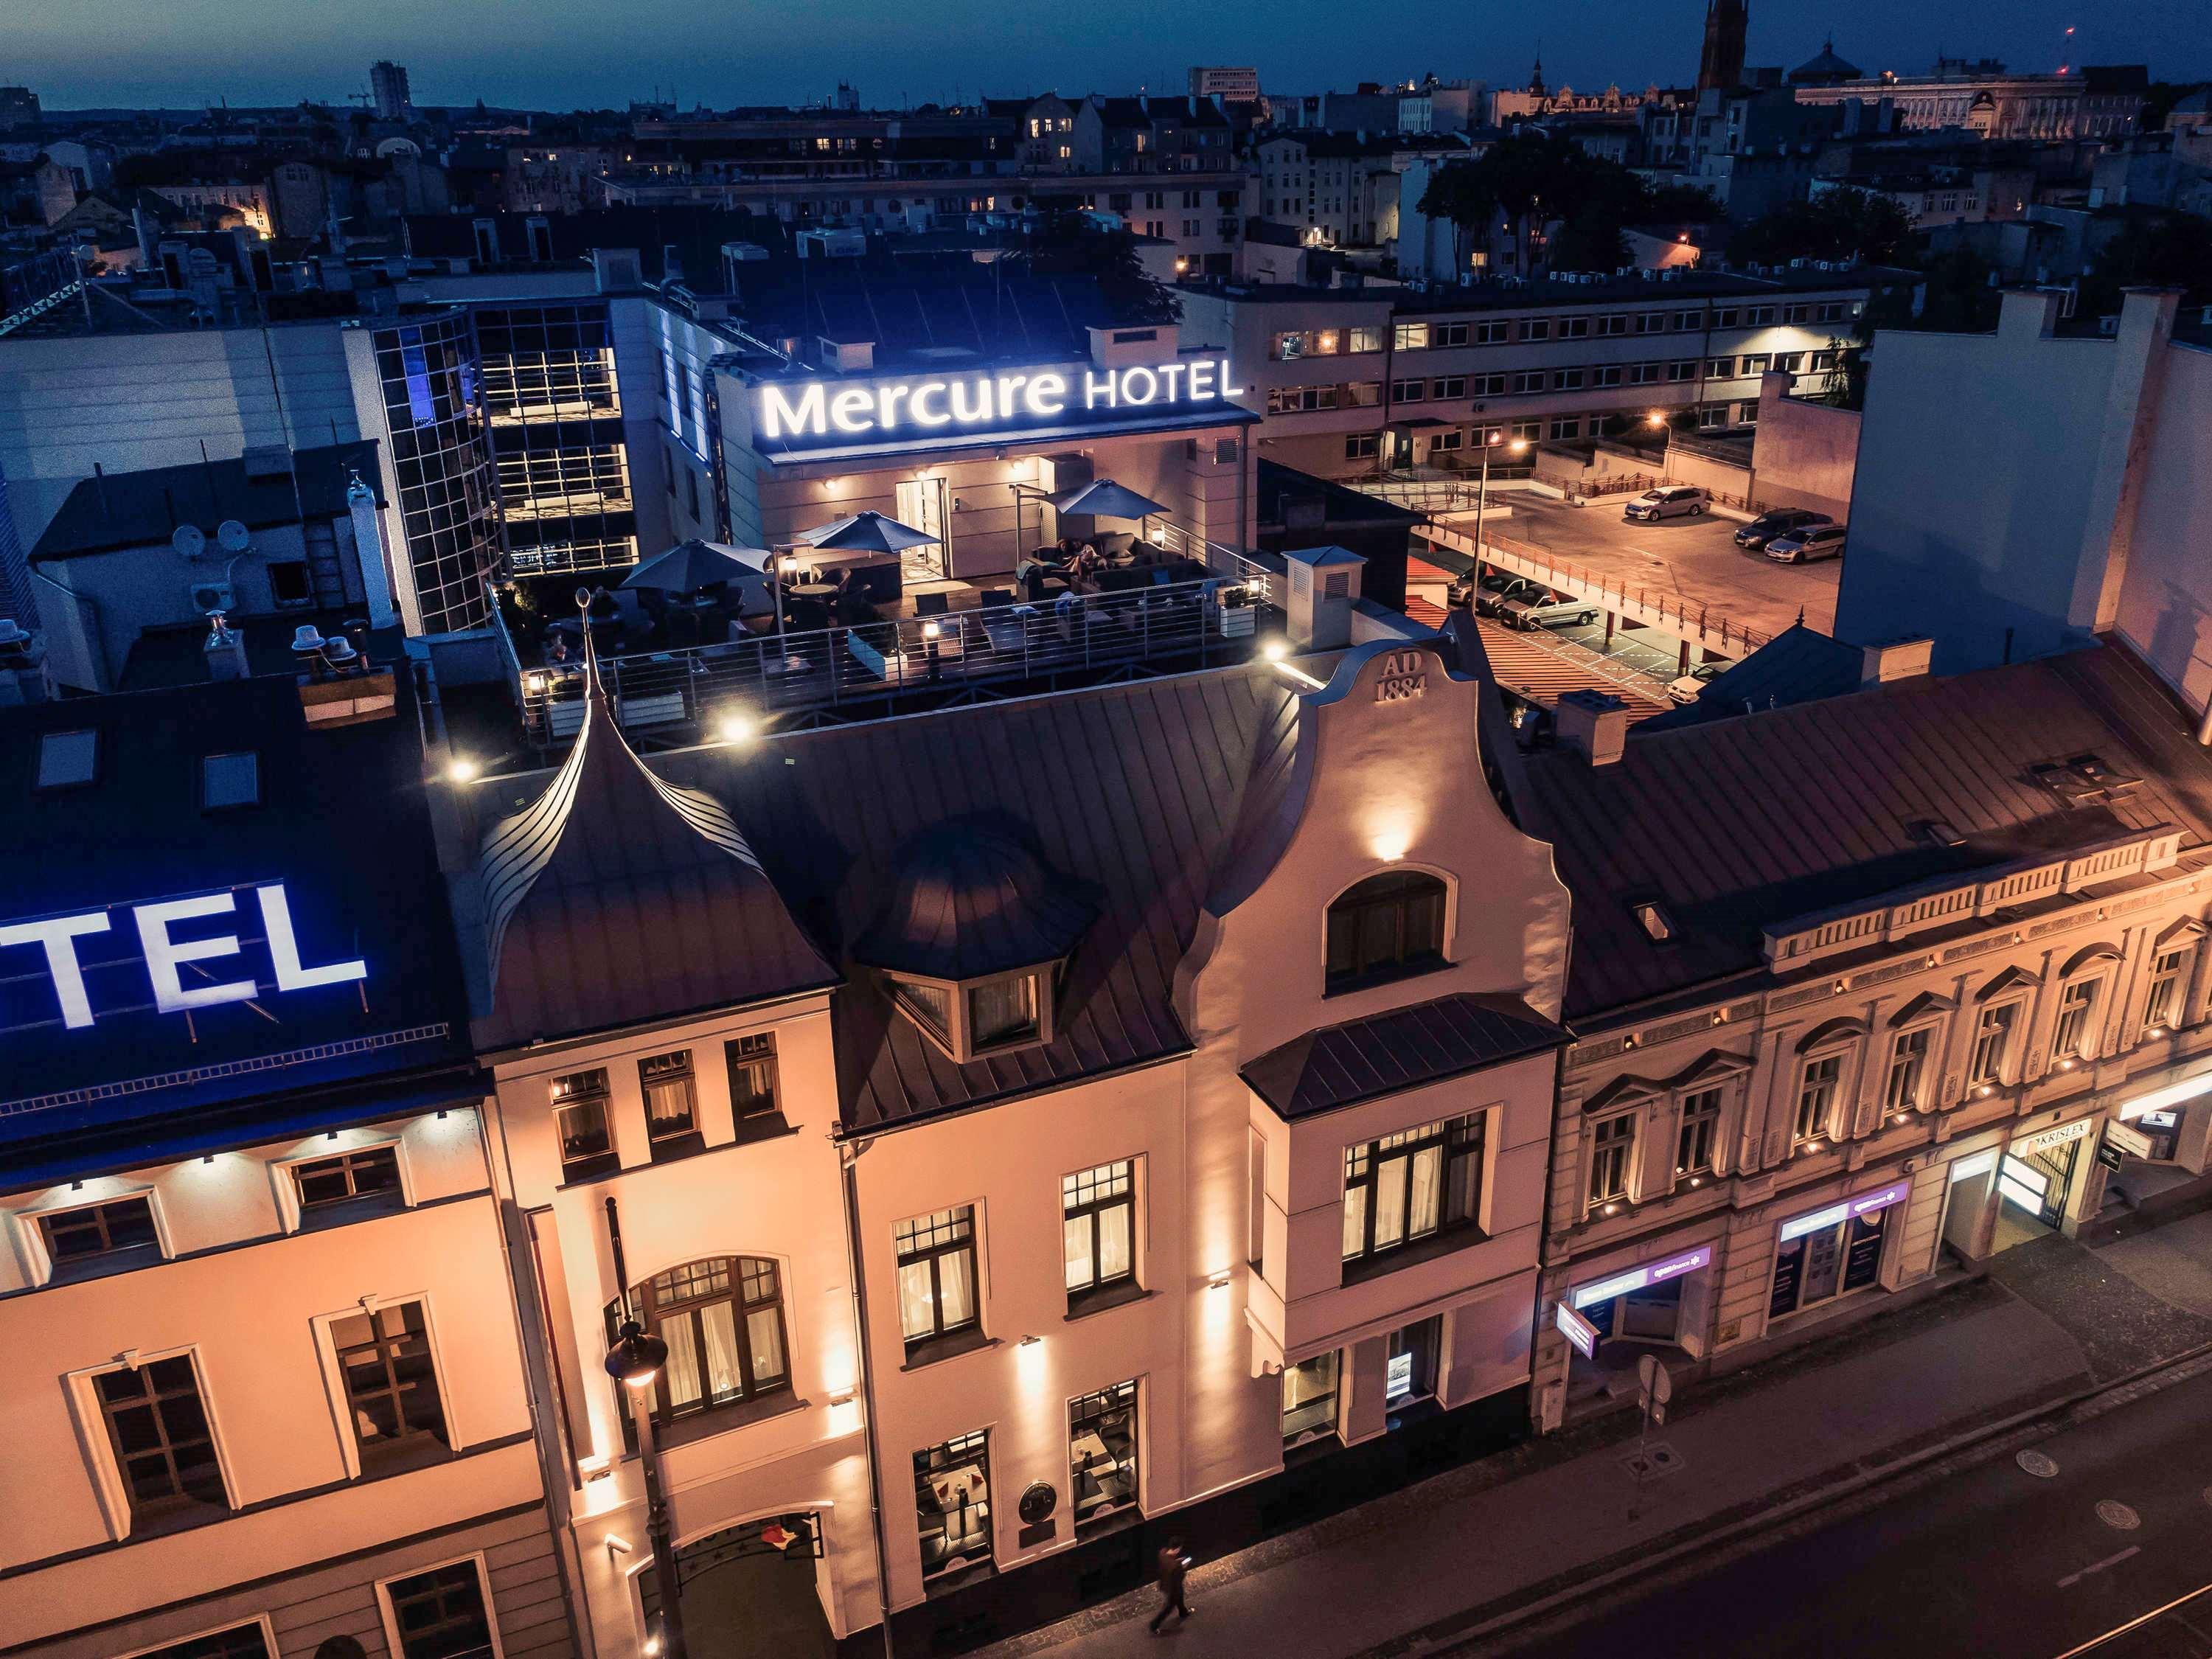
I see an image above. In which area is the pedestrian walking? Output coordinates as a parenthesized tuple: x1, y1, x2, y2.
(1148, 1536, 1193, 1635)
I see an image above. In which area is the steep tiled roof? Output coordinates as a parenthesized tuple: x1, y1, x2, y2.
(1242, 992, 1569, 1120)
(1512, 640, 2212, 1021)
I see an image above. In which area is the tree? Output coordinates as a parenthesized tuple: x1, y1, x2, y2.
(2078, 213, 2212, 317)
(1012, 209, 1180, 324)
(1417, 133, 1702, 276)
(1729, 190, 1915, 268)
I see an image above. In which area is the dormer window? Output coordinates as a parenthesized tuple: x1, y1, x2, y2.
(1325, 871, 1448, 995)
(888, 964, 1062, 1062)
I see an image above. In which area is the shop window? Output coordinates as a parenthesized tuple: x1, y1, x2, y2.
(639, 1050, 698, 1155)
(1587, 1112, 1635, 1210)
(895, 1206, 981, 1360)
(330, 1301, 449, 1474)
(2053, 978, 2102, 1061)
(380, 1559, 495, 1659)
(1674, 1087, 1722, 1178)
(2144, 947, 2191, 1032)
(1281, 1350, 1340, 1445)
(1324, 871, 1447, 994)
(1970, 1002, 2020, 1086)
(1770, 1207, 1886, 1319)
(1069, 1381, 1139, 1526)
(1794, 1054, 1843, 1146)
(1884, 1028, 1933, 1115)
(915, 1430, 992, 1579)
(609, 1256, 788, 1423)
(1062, 1160, 1138, 1311)
(1385, 1316, 1441, 1407)
(1342, 1115, 1485, 1270)
(94, 1354, 228, 1526)
(37, 1194, 161, 1281)
(551, 1068, 617, 1180)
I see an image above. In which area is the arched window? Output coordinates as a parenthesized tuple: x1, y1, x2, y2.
(1325, 871, 1448, 993)
(608, 1256, 789, 1423)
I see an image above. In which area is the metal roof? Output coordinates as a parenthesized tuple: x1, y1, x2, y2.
(1242, 992, 1569, 1120)
(1510, 639, 2212, 1022)
(1638, 622, 1865, 730)
(31, 441, 384, 561)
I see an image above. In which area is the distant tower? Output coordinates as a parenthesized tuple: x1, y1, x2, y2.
(1529, 50, 1546, 99)
(0, 86, 39, 133)
(370, 60, 413, 122)
(1697, 0, 1749, 91)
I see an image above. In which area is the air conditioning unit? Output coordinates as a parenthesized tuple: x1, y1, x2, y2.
(189, 580, 235, 613)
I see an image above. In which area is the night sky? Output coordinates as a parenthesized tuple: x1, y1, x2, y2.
(16, 0, 2208, 112)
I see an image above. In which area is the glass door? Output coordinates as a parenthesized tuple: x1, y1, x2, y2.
(895, 477, 949, 582)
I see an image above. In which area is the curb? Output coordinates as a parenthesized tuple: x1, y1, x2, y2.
(1365, 1337, 2212, 1658)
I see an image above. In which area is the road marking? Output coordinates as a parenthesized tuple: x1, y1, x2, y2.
(2058, 1545, 2141, 1589)
(2097, 1500, 2143, 1531)
(2052, 1573, 2212, 1657)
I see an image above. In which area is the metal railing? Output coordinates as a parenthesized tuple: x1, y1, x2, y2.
(1147, 524, 1279, 605)
(518, 573, 1272, 744)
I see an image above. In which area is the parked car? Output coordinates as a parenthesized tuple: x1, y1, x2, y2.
(1503, 589, 1601, 630)
(1765, 523, 1848, 563)
(1733, 508, 1832, 550)
(1449, 568, 1516, 609)
(1475, 576, 1545, 618)
(1623, 485, 1711, 522)
(1666, 661, 1727, 704)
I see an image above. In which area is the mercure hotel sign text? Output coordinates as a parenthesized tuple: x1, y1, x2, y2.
(752, 357, 1248, 452)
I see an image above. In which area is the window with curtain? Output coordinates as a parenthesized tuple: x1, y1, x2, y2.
(609, 1257, 788, 1423)
(968, 974, 1039, 1049)
(1062, 1160, 1136, 1307)
(1324, 872, 1447, 994)
(1341, 1115, 1484, 1269)
(724, 1033, 780, 1120)
(638, 1050, 696, 1149)
(896, 1207, 979, 1354)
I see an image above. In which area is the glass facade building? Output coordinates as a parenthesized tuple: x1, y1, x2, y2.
(368, 310, 501, 633)
(476, 302, 637, 578)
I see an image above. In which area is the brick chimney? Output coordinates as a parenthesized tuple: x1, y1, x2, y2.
(1556, 688, 1630, 765)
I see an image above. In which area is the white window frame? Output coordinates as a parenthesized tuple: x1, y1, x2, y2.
(66, 1345, 240, 1543)
(1585, 1111, 1637, 1211)
(14, 1183, 173, 1288)
(374, 1551, 506, 1659)
(270, 1134, 414, 1234)
(1673, 1085, 1727, 1182)
(888, 964, 1059, 1062)
(2051, 975, 2105, 1062)
(1793, 1050, 1848, 1148)
(1884, 1023, 1939, 1116)
(310, 1292, 464, 1481)
(112, 1615, 281, 1659)
(1970, 998, 2025, 1088)
(2143, 944, 2194, 1033)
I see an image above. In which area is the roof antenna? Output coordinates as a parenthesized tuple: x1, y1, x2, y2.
(575, 585, 614, 719)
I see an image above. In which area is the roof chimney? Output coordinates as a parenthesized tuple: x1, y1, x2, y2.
(1555, 688, 1630, 765)
(1858, 637, 1933, 687)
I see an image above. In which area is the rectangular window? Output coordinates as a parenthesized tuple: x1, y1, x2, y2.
(1341, 1115, 1485, 1267)
(1266, 385, 1338, 414)
(968, 974, 1038, 1049)
(95, 1355, 226, 1521)
(1553, 369, 1584, 391)
(383, 1559, 495, 1659)
(1549, 417, 1582, 440)
(1885, 1029, 1932, 1113)
(627, 1256, 788, 1419)
(1069, 1381, 1139, 1525)
(1596, 313, 1630, 335)
(1669, 360, 1699, 381)
(1473, 321, 1511, 344)
(1512, 370, 1546, 394)
(1627, 362, 1661, 384)
(1672, 310, 1703, 330)
(1708, 358, 1736, 378)
(1675, 1087, 1722, 1178)
(1433, 322, 1469, 347)
(1063, 1159, 1137, 1307)
(1344, 380, 1382, 406)
(893, 980, 953, 1043)
(134, 1626, 273, 1659)
(725, 1032, 780, 1123)
(1795, 1054, 1843, 1144)
(2053, 980, 2101, 1060)
(1344, 433, 1380, 460)
(201, 751, 260, 810)
(39, 1195, 159, 1276)
(1971, 1004, 2018, 1085)
(896, 1207, 979, 1354)
(1747, 305, 1777, 324)
(1771, 1207, 1886, 1318)
(1433, 375, 1467, 399)
(1557, 317, 1590, 338)
(1393, 321, 1430, 351)
(292, 1144, 403, 1217)
(1587, 1113, 1635, 1206)
(2145, 948, 2190, 1031)
(1385, 1315, 1441, 1405)
(915, 1430, 992, 1579)
(1281, 1350, 1340, 1444)
(1471, 372, 1508, 396)
(1391, 378, 1426, 402)
(1349, 325, 1384, 352)
(1310, 328, 1341, 355)
(1740, 352, 1771, 375)
(35, 728, 98, 789)
(1592, 365, 1623, 387)
(1774, 350, 1806, 372)
(1272, 330, 1306, 360)
(1324, 872, 1445, 992)
(1430, 429, 1464, 452)
(639, 1050, 697, 1148)
(551, 1068, 616, 1178)
(331, 1302, 448, 1472)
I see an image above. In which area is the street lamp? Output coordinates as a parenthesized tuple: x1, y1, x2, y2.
(606, 1318, 689, 1659)
(1472, 431, 1528, 557)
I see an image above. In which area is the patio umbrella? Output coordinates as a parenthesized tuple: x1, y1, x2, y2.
(622, 539, 773, 602)
(1046, 479, 1172, 521)
(793, 509, 940, 554)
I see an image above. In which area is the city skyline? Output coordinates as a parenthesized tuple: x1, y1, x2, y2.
(12, 0, 2207, 112)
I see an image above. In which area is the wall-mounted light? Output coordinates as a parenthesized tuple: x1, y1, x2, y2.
(202, 1155, 215, 1166)
(1206, 1273, 1231, 1293)
(604, 1534, 633, 1557)
(1019, 1334, 1042, 1346)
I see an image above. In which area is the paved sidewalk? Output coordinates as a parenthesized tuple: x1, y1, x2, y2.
(977, 1215, 2212, 1659)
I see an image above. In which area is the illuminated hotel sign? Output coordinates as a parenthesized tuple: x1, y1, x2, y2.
(752, 357, 1248, 453)
(0, 883, 366, 1031)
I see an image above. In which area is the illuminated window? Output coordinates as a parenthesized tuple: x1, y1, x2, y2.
(1281, 1350, 1340, 1444)
(608, 1256, 787, 1422)
(1342, 1115, 1486, 1267)
(550, 1068, 616, 1179)
(1676, 1087, 1722, 1176)
(1069, 1381, 1139, 1523)
(1587, 1113, 1635, 1206)
(1062, 1161, 1137, 1307)
(915, 1430, 992, 1578)
(1324, 871, 1447, 994)
(639, 1050, 696, 1150)
(2053, 978, 2101, 1059)
(896, 1207, 979, 1356)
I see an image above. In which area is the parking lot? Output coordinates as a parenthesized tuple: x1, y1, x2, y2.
(1481, 489, 1842, 641)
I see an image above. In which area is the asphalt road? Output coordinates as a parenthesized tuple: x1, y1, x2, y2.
(1492, 491, 1841, 640)
(1479, 1362, 2212, 1659)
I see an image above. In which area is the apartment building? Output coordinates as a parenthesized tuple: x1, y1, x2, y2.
(0, 673, 574, 1659)
(1791, 61, 2147, 141)
(1491, 634, 2212, 1427)
(1178, 268, 1877, 479)
(1256, 132, 1473, 251)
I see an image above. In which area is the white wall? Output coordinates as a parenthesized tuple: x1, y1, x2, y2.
(2113, 340, 2212, 718)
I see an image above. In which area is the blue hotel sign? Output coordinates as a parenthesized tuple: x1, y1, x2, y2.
(0, 882, 366, 1031)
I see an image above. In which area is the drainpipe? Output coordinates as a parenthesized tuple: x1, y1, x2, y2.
(840, 1141, 899, 1659)
(2197, 699, 2212, 748)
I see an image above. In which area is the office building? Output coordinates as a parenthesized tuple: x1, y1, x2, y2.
(1189, 67, 1260, 102)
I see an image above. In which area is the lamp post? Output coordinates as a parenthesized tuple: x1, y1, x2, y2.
(1472, 431, 1528, 558)
(605, 1197, 688, 1659)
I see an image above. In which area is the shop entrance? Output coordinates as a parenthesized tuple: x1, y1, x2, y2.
(643, 1514, 833, 1659)
(894, 476, 950, 583)
(1997, 1129, 2082, 1248)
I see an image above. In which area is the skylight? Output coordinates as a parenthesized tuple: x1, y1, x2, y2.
(1632, 901, 1675, 942)
(35, 729, 97, 790)
(201, 751, 261, 810)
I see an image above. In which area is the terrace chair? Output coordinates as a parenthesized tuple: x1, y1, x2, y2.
(914, 590, 950, 618)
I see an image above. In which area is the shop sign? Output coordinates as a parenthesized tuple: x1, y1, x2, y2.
(1555, 1300, 1601, 1359)
(2118, 1071, 2212, 1122)
(1777, 1178, 1911, 1243)
(2015, 1119, 2093, 1158)
(0, 883, 366, 1031)
(754, 357, 1248, 453)
(2096, 1141, 2125, 1173)
(2104, 1120, 2154, 1161)
(1568, 1245, 1713, 1310)
(2139, 1110, 2180, 1129)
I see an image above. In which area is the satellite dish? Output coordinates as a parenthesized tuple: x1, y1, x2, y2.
(217, 519, 251, 553)
(171, 524, 207, 560)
